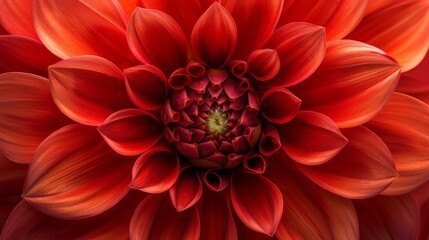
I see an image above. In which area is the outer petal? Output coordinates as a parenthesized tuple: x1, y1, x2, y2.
(23, 124, 133, 220)
(117, 0, 140, 20)
(130, 194, 200, 240)
(366, 93, 429, 195)
(1, 191, 146, 240)
(49, 56, 133, 126)
(230, 170, 283, 236)
(276, 111, 348, 166)
(348, 0, 429, 71)
(98, 109, 163, 156)
(267, 151, 359, 240)
(0, 73, 68, 164)
(0, 0, 38, 39)
(290, 40, 401, 128)
(221, 0, 283, 59)
(0, 35, 59, 77)
(260, 88, 301, 124)
(33, 0, 136, 68)
(278, 0, 368, 40)
(169, 167, 202, 212)
(353, 195, 419, 240)
(263, 22, 326, 87)
(298, 126, 398, 199)
(127, 8, 188, 75)
(124, 65, 168, 111)
(131, 146, 180, 193)
(397, 52, 429, 105)
(191, 2, 237, 68)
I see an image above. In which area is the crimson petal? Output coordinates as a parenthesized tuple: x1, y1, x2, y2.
(0, 0, 38, 39)
(261, 88, 301, 124)
(170, 167, 202, 212)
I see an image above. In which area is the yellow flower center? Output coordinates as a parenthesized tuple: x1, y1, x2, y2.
(206, 109, 228, 135)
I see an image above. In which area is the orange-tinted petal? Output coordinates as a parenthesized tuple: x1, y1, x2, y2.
(0, 35, 59, 77)
(221, 0, 283, 59)
(230, 170, 283, 236)
(1, 191, 145, 240)
(124, 65, 168, 111)
(278, 0, 368, 40)
(170, 167, 202, 212)
(49, 56, 133, 126)
(33, 0, 136, 68)
(117, 0, 140, 21)
(23, 124, 133, 219)
(298, 126, 398, 199)
(354, 195, 419, 240)
(127, 8, 188, 75)
(0, 0, 38, 39)
(130, 193, 200, 240)
(277, 111, 348, 166)
(366, 93, 429, 195)
(0, 72, 68, 164)
(291, 40, 401, 128)
(263, 22, 326, 87)
(348, 0, 429, 71)
(267, 151, 359, 240)
(192, 2, 237, 68)
(98, 109, 162, 156)
(260, 88, 301, 124)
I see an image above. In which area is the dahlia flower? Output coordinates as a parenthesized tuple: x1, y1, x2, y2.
(1, 0, 429, 239)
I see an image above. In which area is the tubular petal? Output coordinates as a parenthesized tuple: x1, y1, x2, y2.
(366, 93, 429, 195)
(259, 123, 281, 157)
(278, 0, 368, 40)
(130, 194, 200, 240)
(348, 0, 429, 72)
(1, 191, 146, 240)
(0, 0, 38, 39)
(131, 147, 180, 193)
(124, 65, 168, 111)
(191, 2, 237, 68)
(221, 0, 283, 59)
(98, 109, 163, 156)
(169, 167, 202, 212)
(49, 55, 133, 126)
(353, 195, 419, 240)
(243, 152, 267, 174)
(298, 126, 398, 199)
(0, 35, 59, 77)
(23, 124, 133, 220)
(0, 73, 69, 164)
(267, 152, 359, 240)
(260, 88, 301, 124)
(230, 170, 283, 236)
(33, 0, 137, 68)
(127, 8, 188, 75)
(290, 40, 401, 128)
(277, 111, 348, 166)
(263, 22, 326, 87)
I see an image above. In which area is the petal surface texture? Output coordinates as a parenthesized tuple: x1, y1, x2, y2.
(0, 0, 38, 39)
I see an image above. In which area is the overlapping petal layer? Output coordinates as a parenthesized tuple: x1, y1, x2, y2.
(0, 0, 38, 39)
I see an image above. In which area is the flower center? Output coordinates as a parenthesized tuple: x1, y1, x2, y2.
(206, 109, 228, 135)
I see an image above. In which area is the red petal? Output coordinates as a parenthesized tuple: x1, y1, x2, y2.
(279, 0, 368, 40)
(263, 22, 326, 87)
(348, 0, 429, 71)
(259, 123, 281, 157)
(243, 152, 267, 174)
(0, 72, 68, 164)
(261, 88, 301, 124)
(0, 35, 59, 77)
(23, 124, 133, 219)
(366, 93, 429, 195)
(298, 126, 398, 199)
(221, 0, 283, 59)
(98, 109, 162, 156)
(33, 0, 136, 68)
(124, 65, 168, 111)
(0, 0, 38, 39)
(200, 190, 237, 240)
(0, 195, 21, 231)
(131, 146, 180, 193)
(290, 40, 401, 128)
(267, 151, 359, 240)
(169, 167, 202, 212)
(277, 111, 348, 166)
(127, 8, 188, 75)
(49, 56, 133, 126)
(130, 194, 200, 240)
(247, 49, 280, 81)
(117, 0, 140, 21)
(192, 2, 237, 68)
(1, 191, 145, 240)
(0, 154, 27, 196)
(230, 170, 283, 236)
(354, 195, 419, 240)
